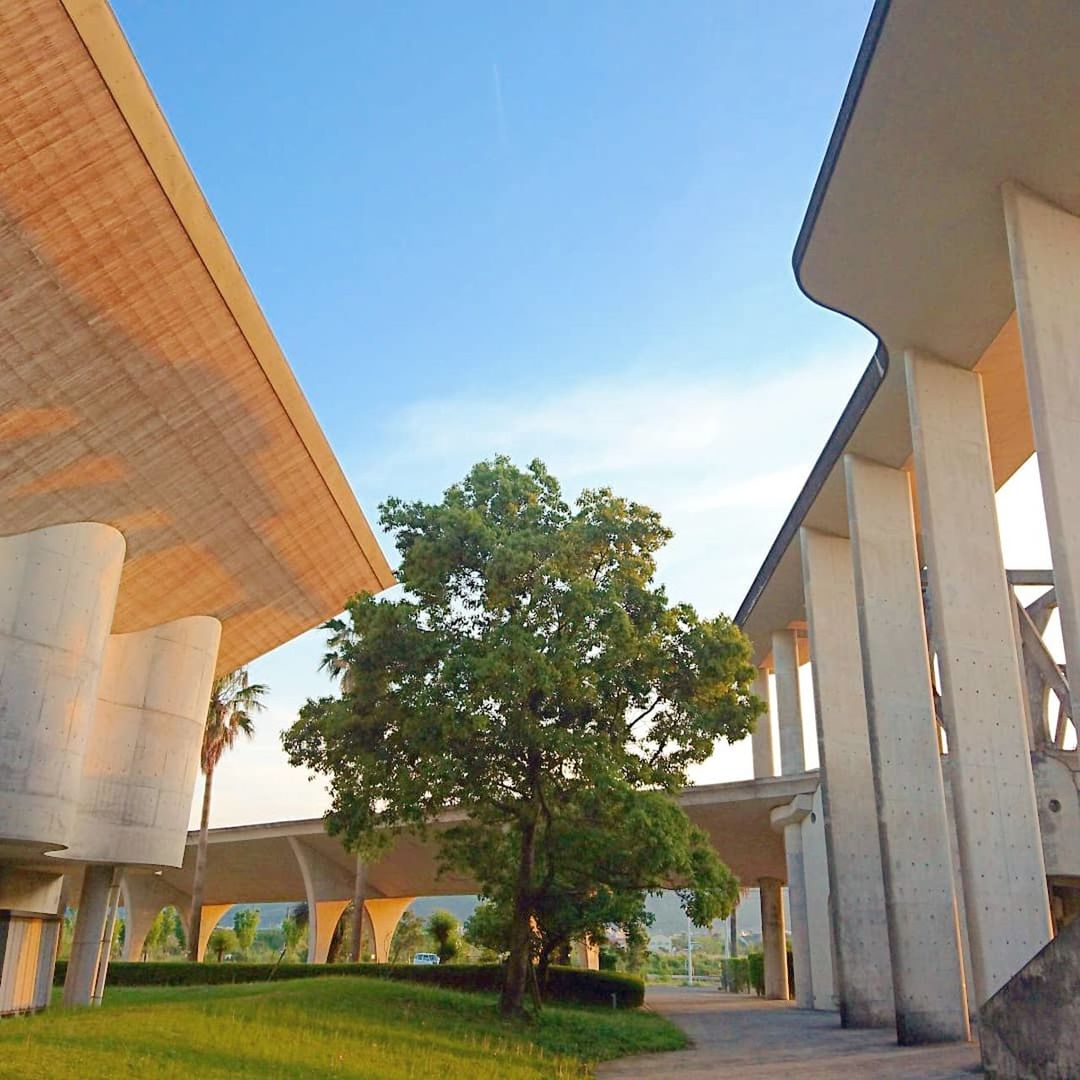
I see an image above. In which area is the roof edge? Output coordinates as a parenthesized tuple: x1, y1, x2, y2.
(792, 0, 892, 291)
(734, 345, 888, 628)
(60, 0, 396, 594)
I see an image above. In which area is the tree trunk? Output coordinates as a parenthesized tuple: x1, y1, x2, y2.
(187, 767, 214, 961)
(500, 817, 537, 1018)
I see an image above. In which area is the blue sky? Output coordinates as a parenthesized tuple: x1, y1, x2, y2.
(109, 2, 1049, 824)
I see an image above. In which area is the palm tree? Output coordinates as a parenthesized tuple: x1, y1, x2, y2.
(187, 668, 267, 960)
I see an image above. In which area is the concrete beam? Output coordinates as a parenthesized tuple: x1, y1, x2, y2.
(800, 526, 894, 1027)
(121, 873, 191, 962)
(906, 350, 1052, 1005)
(772, 629, 805, 775)
(844, 454, 970, 1044)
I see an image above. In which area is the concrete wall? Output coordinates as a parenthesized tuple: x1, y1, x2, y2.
(802, 786, 836, 1011)
(979, 916, 1080, 1079)
(63, 616, 221, 867)
(0, 523, 125, 854)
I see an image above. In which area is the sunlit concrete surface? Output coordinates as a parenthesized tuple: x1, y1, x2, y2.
(597, 987, 980, 1079)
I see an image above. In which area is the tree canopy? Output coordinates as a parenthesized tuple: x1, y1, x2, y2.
(284, 457, 762, 1015)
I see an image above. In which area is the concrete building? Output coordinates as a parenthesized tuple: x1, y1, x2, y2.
(65, 775, 816, 973)
(736, 0, 1080, 1060)
(0, 0, 394, 1013)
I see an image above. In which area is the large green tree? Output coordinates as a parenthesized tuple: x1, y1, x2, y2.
(188, 668, 267, 961)
(284, 458, 761, 1016)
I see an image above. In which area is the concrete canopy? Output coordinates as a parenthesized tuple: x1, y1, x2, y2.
(0, 1, 394, 675)
(737, 0, 1074, 661)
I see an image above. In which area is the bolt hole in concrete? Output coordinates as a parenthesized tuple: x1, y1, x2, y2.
(1049, 798, 1061, 813)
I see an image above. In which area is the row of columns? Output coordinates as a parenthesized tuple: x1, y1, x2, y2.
(750, 182, 1072, 1044)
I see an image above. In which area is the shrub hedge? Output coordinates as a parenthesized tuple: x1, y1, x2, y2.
(53, 960, 644, 1008)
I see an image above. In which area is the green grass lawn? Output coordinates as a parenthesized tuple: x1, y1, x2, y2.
(0, 976, 685, 1079)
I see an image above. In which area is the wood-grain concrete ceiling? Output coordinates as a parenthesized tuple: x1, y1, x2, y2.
(738, 0, 1076, 665)
(0, 1, 395, 674)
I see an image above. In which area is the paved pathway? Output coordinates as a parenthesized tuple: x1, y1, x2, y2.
(598, 986, 982, 1079)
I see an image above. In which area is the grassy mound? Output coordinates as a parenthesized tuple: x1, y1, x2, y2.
(2, 975, 683, 1079)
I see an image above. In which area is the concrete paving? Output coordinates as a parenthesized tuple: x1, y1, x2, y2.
(598, 986, 982, 1079)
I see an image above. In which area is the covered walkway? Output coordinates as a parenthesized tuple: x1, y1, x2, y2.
(598, 986, 980, 1079)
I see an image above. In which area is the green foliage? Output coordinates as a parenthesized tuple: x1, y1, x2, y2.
(746, 949, 765, 995)
(463, 900, 511, 958)
(26, 975, 682, 1079)
(388, 910, 429, 964)
(233, 908, 260, 956)
(207, 928, 237, 963)
(425, 910, 461, 964)
(721, 955, 750, 993)
(280, 912, 306, 961)
(52, 960, 646, 1007)
(284, 457, 761, 1015)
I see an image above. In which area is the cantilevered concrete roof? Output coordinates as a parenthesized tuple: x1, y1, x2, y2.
(0, 1, 394, 674)
(133, 774, 819, 906)
(737, 0, 1078, 662)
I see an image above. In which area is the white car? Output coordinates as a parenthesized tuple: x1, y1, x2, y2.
(412, 952, 441, 965)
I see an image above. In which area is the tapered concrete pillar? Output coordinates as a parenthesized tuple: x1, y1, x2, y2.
(364, 897, 415, 963)
(0, 523, 125, 853)
(800, 527, 894, 1028)
(63, 864, 118, 1006)
(844, 455, 970, 1044)
(91, 881, 121, 1005)
(751, 669, 777, 778)
(1004, 184, 1080, 724)
(196, 904, 233, 961)
(906, 351, 1052, 1004)
(121, 873, 191, 961)
(311, 900, 350, 964)
(759, 877, 789, 1000)
(287, 836, 355, 964)
(772, 630, 805, 774)
(771, 796, 813, 1008)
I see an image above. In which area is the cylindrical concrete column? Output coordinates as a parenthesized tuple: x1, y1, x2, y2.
(63, 864, 117, 1006)
(0, 523, 125, 853)
(772, 629, 805, 775)
(759, 877, 789, 1000)
(62, 616, 221, 868)
(800, 526, 894, 1028)
(906, 350, 1052, 1005)
(1004, 183, 1080, 725)
(844, 454, 970, 1044)
(751, 668, 777, 779)
(91, 877, 121, 1005)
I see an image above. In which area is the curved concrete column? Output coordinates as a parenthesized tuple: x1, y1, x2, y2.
(195, 904, 233, 961)
(287, 836, 355, 964)
(758, 877, 789, 1000)
(570, 937, 600, 970)
(120, 872, 191, 961)
(750, 669, 777, 779)
(364, 897, 414, 963)
(311, 900, 350, 964)
(62, 616, 221, 867)
(0, 523, 125, 853)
